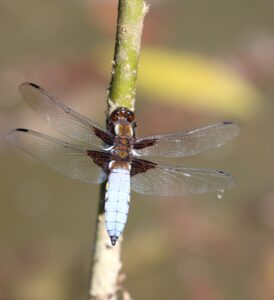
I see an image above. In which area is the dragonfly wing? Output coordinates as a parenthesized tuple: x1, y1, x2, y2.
(7, 128, 110, 184)
(131, 162, 236, 196)
(19, 83, 114, 147)
(134, 122, 240, 158)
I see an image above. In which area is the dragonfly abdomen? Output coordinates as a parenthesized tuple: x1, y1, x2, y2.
(105, 163, 131, 245)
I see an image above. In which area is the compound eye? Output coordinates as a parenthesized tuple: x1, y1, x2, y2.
(126, 111, 135, 122)
(110, 110, 119, 121)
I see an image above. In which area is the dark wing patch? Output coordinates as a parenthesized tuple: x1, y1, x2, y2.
(130, 158, 157, 176)
(133, 138, 157, 150)
(93, 127, 115, 146)
(87, 150, 111, 173)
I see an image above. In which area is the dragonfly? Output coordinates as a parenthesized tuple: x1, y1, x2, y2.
(8, 83, 240, 245)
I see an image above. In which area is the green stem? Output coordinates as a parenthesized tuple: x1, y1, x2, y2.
(108, 0, 149, 113)
(89, 1, 148, 299)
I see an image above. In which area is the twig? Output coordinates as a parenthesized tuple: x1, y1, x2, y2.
(108, 0, 149, 113)
(88, 1, 148, 300)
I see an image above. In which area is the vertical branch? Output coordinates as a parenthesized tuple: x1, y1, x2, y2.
(108, 0, 149, 113)
(88, 1, 148, 300)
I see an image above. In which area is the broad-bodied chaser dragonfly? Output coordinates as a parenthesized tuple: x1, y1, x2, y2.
(8, 83, 239, 245)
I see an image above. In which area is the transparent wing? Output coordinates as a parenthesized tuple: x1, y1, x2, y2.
(7, 129, 109, 184)
(131, 164, 235, 196)
(134, 122, 240, 158)
(19, 82, 114, 148)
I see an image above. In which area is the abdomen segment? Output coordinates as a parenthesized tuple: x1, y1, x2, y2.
(105, 164, 130, 245)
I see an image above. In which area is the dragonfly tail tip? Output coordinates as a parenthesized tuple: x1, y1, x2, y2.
(110, 236, 118, 246)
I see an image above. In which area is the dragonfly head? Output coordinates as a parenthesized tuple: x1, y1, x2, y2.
(108, 107, 136, 136)
(109, 107, 135, 124)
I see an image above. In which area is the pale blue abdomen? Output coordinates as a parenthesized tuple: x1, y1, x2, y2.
(105, 166, 130, 245)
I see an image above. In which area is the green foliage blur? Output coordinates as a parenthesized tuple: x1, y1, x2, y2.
(1, 0, 274, 299)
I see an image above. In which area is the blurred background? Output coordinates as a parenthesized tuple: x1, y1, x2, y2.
(1, 0, 274, 299)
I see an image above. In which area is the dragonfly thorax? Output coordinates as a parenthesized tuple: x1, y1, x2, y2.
(114, 123, 134, 137)
(111, 136, 133, 161)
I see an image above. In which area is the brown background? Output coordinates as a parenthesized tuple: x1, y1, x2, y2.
(1, 1, 274, 299)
